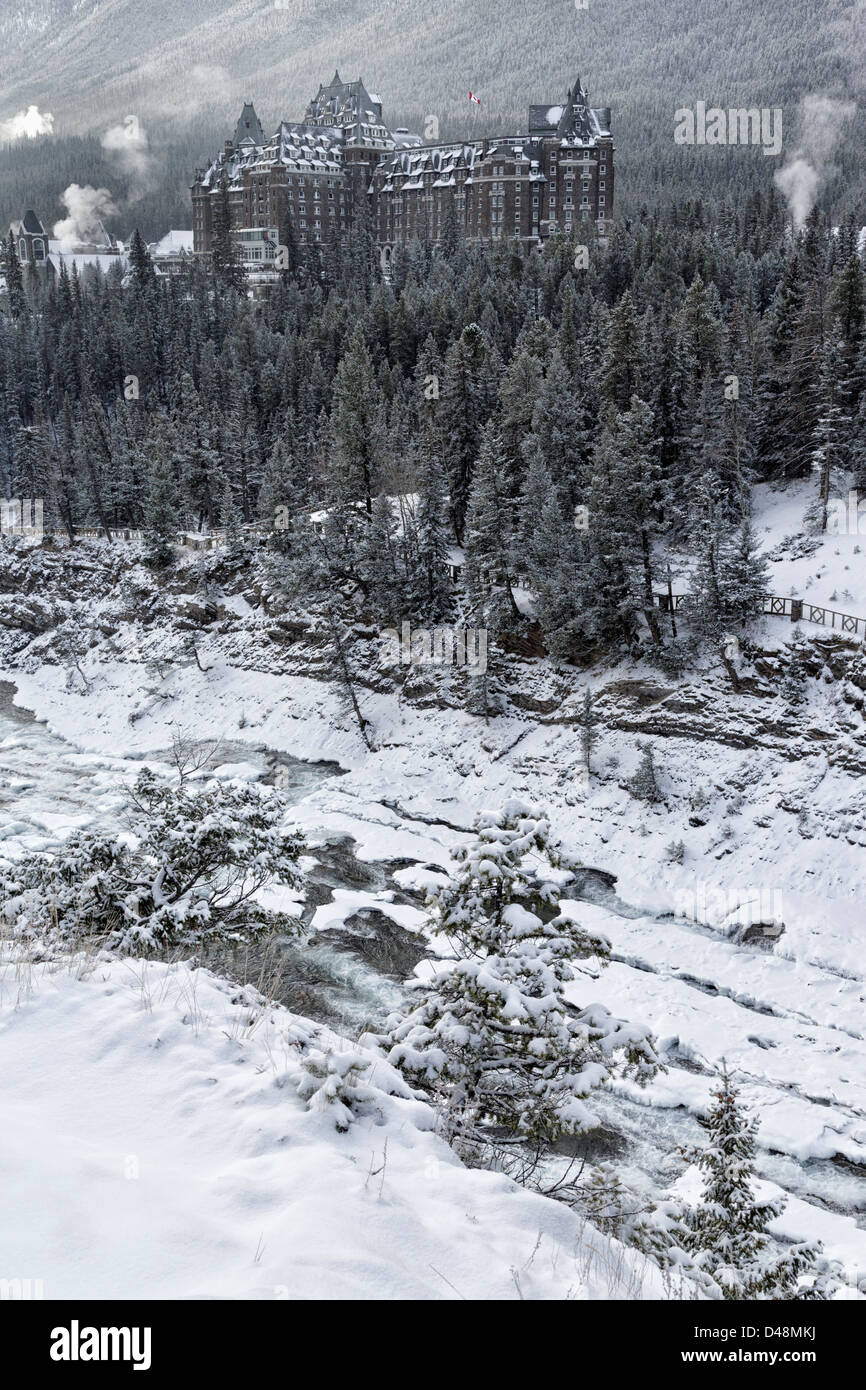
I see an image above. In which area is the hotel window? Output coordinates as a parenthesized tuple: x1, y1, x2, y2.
(598, 195, 605, 205)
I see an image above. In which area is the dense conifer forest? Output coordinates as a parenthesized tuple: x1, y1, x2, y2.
(3, 201, 863, 669)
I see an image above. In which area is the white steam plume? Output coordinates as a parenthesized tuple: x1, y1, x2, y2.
(53, 185, 118, 248)
(0, 104, 54, 140)
(101, 115, 158, 201)
(774, 94, 857, 229)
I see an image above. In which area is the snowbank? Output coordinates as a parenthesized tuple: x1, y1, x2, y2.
(0, 950, 666, 1300)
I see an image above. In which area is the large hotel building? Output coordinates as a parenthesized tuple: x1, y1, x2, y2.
(191, 71, 613, 282)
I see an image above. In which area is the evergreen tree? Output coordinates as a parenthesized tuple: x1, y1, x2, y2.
(575, 688, 600, 777)
(781, 630, 809, 705)
(599, 290, 643, 412)
(359, 490, 402, 621)
(412, 447, 452, 622)
(437, 322, 492, 543)
(462, 424, 521, 638)
(210, 180, 246, 292)
(809, 336, 847, 533)
(683, 473, 730, 641)
(219, 473, 245, 559)
(4, 232, 27, 320)
(516, 452, 592, 659)
(829, 253, 865, 428)
(128, 230, 156, 295)
(720, 516, 769, 624)
(142, 435, 178, 568)
(686, 1069, 826, 1299)
(331, 326, 381, 515)
(628, 742, 661, 803)
(383, 801, 657, 1153)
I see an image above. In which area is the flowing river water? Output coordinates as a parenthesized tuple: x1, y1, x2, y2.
(1, 680, 863, 1251)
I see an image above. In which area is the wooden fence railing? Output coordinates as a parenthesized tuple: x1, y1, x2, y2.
(655, 593, 866, 642)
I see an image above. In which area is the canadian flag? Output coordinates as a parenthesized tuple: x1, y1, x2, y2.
(469, 91, 481, 106)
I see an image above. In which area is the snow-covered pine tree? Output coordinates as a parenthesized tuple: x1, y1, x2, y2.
(809, 336, 847, 533)
(436, 322, 493, 543)
(172, 373, 222, 531)
(412, 447, 452, 623)
(383, 801, 658, 1155)
(219, 473, 246, 560)
(127, 229, 156, 295)
(525, 346, 590, 507)
(514, 450, 592, 660)
(682, 472, 730, 642)
(331, 326, 381, 516)
(4, 232, 27, 320)
(210, 179, 246, 292)
(575, 688, 600, 777)
(828, 252, 865, 435)
(716, 301, 756, 520)
(295, 1048, 378, 1132)
(586, 414, 638, 649)
(497, 344, 543, 489)
(757, 262, 823, 482)
(685, 1069, 828, 1299)
(628, 742, 661, 803)
(359, 490, 403, 622)
(609, 393, 666, 643)
(720, 515, 769, 624)
(462, 423, 521, 638)
(5, 768, 306, 954)
(142, 434, 178, 568)
(599, 290, 643, 413)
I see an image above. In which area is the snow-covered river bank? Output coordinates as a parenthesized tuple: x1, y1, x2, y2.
(1, 670, 865, 1288)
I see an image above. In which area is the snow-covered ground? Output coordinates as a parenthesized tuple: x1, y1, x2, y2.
(1, 484, 864, 1297)
(0, 950, 664, 1300)
(3, 642, 865, 1291)
(753, 480, 866, 613)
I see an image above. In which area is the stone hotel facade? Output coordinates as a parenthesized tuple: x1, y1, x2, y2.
(191, 71, 613, 281)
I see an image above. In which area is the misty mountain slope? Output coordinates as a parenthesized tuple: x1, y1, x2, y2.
(2, 0, 862, 223)
(1, 0, 860, 137)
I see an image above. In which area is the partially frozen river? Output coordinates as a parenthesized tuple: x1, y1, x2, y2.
(0, 680, 340, 852)
(1, 680, 863, 1280)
